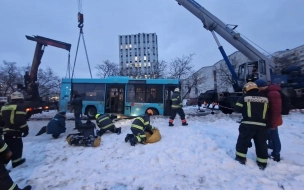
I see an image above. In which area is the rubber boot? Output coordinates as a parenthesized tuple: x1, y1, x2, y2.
(235, 155, 246, 165)
(125, 134, 133, 142)
(12, 158, 26, 168)
(116, 127, 121, 135)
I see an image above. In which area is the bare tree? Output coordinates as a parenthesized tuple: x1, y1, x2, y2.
(95, 60, 119, 78)
(151, 60, 168, 78)
(37, 67, 61, 97)
(182, 71, 207, 100)
(216, 57, 238, 91)
(168, 53, 195, 79)
(0, 61, 23, 96)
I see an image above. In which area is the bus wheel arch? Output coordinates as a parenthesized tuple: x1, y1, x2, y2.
(147, 108, 159, 115)
(85, 106, 97, 119)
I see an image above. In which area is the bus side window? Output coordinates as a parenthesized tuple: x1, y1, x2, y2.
(135, 85, 145, 103)
(126, 84, 135, 102)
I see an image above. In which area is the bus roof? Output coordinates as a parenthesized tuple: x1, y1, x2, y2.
(61, 77, 179, 85)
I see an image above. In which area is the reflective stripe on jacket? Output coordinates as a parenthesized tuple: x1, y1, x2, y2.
(171, 92, 182, 109)
(96, 114, 115, 130)
(131, 114, 154, 132)
(234, 90, 269, 126)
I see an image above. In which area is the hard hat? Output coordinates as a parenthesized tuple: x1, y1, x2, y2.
(146, 109, 153, 116)
(174, 88, 180, 92)
(243, 82, 258, 92)
(10, 91, 24, 100)
(95, 114, 101, 119)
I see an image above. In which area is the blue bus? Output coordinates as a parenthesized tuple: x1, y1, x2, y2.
(59, 76, 180, 118)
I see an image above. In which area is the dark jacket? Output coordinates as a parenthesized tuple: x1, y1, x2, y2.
(0, 136, 10, 175)
(235, 90, 269, 127)
(71, 96, 83, 114)
(131, 114, 155, 132)
(96, 114, 115, 130)
(171, 92, 183, 109)
(46, 113, 66, 135)
(260, 84, 283, 128)
(0, 101, 29, 136)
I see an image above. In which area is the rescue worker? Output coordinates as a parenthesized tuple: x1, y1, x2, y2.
(234, 82, 269, 170)
(0, 135, 32, 190)
(125, 109, 156, 146)
(168, 88, 188, 126)
(0, 91, 29, 168)
(95, 113, 121, 136)
(35, 111, 67, 139)
(255, 79, 282, 162)
(70, 94, 83, 128)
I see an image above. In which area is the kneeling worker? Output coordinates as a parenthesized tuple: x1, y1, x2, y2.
(125, 109, 156, 146)
(95, 113, 121, 136)
(36, 111, 66, 139)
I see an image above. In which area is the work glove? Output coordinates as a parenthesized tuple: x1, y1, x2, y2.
(22, 131, 29, 137)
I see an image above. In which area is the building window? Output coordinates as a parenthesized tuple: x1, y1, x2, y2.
(144, 56, 147, 61)
(139, 62, 141, 67)
(135, 56, 138, 61)
(129, 44, 132, 48)
(148, 62, 151, 67)
(144, 62, 146, 67)
(125, 45, 128, 49)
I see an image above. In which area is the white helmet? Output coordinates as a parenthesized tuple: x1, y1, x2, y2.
(174, 88, 180, 92)
(10, 91, 24, 100)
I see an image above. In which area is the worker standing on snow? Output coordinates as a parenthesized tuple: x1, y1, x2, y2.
(70, 94, 83, 128)
(0, 91, 29, 168)
(0, 135, 32, 190)
(234, 82, 269, 170)
(95, 113, 121, 136)
(35, 111, 67, 139)
(125, 109, 156, 146)
(168, 88, 188, 126)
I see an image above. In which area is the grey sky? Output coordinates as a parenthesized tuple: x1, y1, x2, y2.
(1, 0, 303, 78)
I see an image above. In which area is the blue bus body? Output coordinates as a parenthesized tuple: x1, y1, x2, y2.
(59, 77, 180, 118)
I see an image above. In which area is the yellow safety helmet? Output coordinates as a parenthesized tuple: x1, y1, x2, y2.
(146, 109, 153, 116)
(95, 114, 101, 119)
(243, 82, 258, 93)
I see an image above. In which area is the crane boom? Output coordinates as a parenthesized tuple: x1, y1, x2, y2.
(175, 0, 273, 82)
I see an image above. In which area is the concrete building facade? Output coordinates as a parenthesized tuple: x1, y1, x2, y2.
(119, 33, 159, 78)
(182, 51, 249, 98)
(272, 44, 304, 73)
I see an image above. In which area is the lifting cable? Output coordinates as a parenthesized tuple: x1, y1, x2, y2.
(71, 0, 93, 78)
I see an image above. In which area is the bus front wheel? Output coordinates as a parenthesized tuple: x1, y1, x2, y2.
(149, 108, 159, 115)
(86, 106, 97, 119)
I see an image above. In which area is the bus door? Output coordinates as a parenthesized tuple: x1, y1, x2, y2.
(59, 82, 71, 112)
(105, 85, 125, 114)
(164, 85, 176, 116)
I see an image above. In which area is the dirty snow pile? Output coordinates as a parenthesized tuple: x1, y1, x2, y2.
(7, 108, 304, 190)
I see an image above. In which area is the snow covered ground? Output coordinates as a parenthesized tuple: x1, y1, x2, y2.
(7, 108, 304, 190)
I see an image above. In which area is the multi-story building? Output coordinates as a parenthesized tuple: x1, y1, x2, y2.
(118, 33, 159, 78)
(272, 45, 304, 73)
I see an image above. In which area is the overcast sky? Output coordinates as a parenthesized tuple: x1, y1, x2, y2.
(1, 0, 303, 78)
